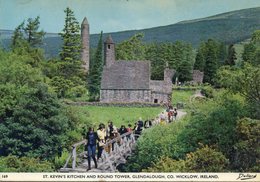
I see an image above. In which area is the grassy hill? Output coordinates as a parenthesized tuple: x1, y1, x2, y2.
(1, 7, 260, 58)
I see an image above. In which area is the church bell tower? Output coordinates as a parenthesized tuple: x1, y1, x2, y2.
(104, 35, 115, 68)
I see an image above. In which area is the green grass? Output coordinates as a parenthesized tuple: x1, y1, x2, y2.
(171, 90, 195, 106)
(71, 105, 163, 128)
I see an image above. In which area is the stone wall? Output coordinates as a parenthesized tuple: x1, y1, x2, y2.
(81, 18, 89, 72)
(64, 101, 162, 107)
(192, 70, 204, 84)
(164, 68, 176, 84)
(151, 92, 170, 104)
(100, 89, 151, 103)
(104, 37, 115, 68)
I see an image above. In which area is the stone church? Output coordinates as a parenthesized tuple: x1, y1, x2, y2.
(81, 17, 202, 103)
(100, 35, 175, 103)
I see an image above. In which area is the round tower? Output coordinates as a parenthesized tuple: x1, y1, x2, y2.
(81, 17, 89, 72)
(104, 35, 115, 67)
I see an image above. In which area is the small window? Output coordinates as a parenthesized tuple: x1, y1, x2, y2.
(154, 99, 158, 103)
(108, 45, 110, 49)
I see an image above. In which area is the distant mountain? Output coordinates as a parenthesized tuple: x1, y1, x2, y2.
(1, 7, 260, 58)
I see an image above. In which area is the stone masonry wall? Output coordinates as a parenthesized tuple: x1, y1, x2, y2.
(151, 92, 170, 104)
(192, 70, 204, 84)
(100, 89, 151, 103)
(81, 20, 89, 72)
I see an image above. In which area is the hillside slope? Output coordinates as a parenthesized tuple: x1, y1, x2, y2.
(1, 7, 260, 57)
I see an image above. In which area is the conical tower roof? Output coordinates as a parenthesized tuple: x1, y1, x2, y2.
(82, 17, 89, 25)
(105, 35, 114, 44)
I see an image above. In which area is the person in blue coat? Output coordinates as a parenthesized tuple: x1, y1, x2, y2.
(85, 127, 98, 171)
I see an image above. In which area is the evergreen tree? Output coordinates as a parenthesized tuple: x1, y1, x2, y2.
(59, 7, 82, 78)
(116, 33, 145, 60)
(251, 30, 260, 44)
(242, 30, 260, 66)
(11, 21, 27, 50)
(24, 16, 45, 48)
(145, 43, 165, 80)
(243, 43, 256, 64)
(225, 44, 236, 66)
(11, 17, 45, 65)
(177, 44, 194, 82)
(218, 42, 228, 66)
(203, 39, 218, 84)
(194, 49, 205, 71)
(11, 17, 45, 52)
(88, 31, 103, 100)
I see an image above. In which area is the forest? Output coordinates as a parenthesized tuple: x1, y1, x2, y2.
(0, 7, 259, 172)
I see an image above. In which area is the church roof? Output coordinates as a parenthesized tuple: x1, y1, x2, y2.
(101, 61, 150, 90)
(105, 35, 114, 44)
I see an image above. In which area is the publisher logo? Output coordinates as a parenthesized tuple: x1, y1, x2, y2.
(237, 173, 257, 180)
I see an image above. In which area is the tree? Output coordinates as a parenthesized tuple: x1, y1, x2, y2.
(145, 41, 194, 81)
(116, 33, 145, 60)
(218, 42, 228, 66)
(242, 30, 260, 66)
(225, 44, 236, 66)
(251, 30, 260, 44)
(242, 43, 256, 63)
(194, 49, 205, 71)
(0, 50, 74, 160)
(177, 52, 193, 82)
(24, 16, 45, 48)
(11, 22, 27, 50)
(233, 118, 260, 171)
(88, 31, 103, 100)
(216, 64, 260, 119)
(11, 17, 45, 65)
(0, 84, 70, 160)
(145, 42, 165, 80)
(203, 39, 218, 84)
(194, 42, 206, 71)
(59, 7, 82, 78)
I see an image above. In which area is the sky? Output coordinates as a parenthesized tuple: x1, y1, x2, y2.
(0, 0, 260, 34)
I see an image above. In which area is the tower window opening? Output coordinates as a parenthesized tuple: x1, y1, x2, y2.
(108, 45, 110, 49)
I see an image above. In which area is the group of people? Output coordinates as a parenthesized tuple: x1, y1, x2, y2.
(84, 106, 178, 171)
(84, 119, 149, 171)
(157, 106, 178, 124)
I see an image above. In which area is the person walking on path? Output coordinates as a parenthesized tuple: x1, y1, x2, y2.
(173, 108, 178, 120)
(85, 127, 98, 171)
(126, 124, 132, 132)
(118, 125, 128, 135)
(97, 123, 106, 160)
(160, 111, 167, 125)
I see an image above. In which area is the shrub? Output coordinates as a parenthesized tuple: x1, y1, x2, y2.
(143, 157, 186, 172)
(50, 76, 73, 98)
(122, 91, 246, 172)
(178, 92, 246, 161)
(66, 85, 87, 98)
(53, 149, 70, 170)
(232, 118, 260, 171)
(143, 145, 229, 172)
(0, 155, 54, 172)
(120, 117, 189, 172)
(185, 145, 229, 172)
(201, 85, 214, 98)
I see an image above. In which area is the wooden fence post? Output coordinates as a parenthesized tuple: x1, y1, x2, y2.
(72, 146, 77, 169)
